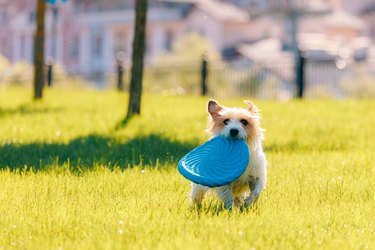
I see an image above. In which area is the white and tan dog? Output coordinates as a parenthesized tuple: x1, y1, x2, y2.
(190, 99, 267, 209)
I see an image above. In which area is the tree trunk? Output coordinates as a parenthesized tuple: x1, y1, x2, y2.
(127, 0, 148, 118)
(33, 0, 46, 100)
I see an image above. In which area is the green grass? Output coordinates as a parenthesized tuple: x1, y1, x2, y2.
(0, 87, 374, 249)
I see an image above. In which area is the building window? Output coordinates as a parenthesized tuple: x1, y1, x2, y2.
(93, 36, 102, 57)
(1, 37, 6, 56)
(114, 32, 127, 53)
(20, 35, 25, 59)
(165, 31, 173, 51)
(29, 11, 36, 24)
(146, 30, 152, 55)
(71, 36, 80, 59)
(91, 27, 103, 58)
(0, 11, 7, 25)
(371, 25, 375, 38)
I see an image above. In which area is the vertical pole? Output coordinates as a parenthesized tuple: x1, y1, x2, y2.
(201, 53, 208, 96)
(290, 11, 299, 56)
(295, 48, 305, 99)
(47, 64, 53, 87)
(117, 62, 123, 91)
(51, 6, 58, 61)
(116, 51, 125, 91)
(46, 56, 54, 87)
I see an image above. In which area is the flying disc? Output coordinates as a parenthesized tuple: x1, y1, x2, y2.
(178, 136, 250, 187)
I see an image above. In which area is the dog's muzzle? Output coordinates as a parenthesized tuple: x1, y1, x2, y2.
(230, 128, 239, 137)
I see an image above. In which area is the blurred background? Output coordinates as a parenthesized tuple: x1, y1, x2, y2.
(1, 0, 375, 99)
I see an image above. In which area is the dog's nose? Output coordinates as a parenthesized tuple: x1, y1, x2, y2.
(230, 129, 239, 137)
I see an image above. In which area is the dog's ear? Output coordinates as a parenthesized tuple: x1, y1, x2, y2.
(208, 99, 223, 117)
(244, 100, 259, 114)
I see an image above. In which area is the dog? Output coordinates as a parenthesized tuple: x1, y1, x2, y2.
(190, 99, 267, 209)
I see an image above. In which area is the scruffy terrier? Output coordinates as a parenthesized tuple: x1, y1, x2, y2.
(190, 99, 267, 209)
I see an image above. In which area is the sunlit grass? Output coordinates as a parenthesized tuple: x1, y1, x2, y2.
(0, 87, 374, 249)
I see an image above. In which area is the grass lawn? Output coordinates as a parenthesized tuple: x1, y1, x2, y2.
(0, 87, 374, 249)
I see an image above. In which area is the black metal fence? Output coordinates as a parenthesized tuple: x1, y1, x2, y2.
(21, 55, 375, 100)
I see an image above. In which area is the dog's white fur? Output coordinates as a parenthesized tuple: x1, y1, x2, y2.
(190, 99, 267, 209)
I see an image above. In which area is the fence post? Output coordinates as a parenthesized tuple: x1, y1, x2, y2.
(116, 52, 125, 91)
(295, 48, 305, 98)
(201, 53, 208, 96)
(46, 56, 54, 87)
(117, 63, 123, 91)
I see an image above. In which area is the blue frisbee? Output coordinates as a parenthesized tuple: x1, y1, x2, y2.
(178, 136, 250, 187)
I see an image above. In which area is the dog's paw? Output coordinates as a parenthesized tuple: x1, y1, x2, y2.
(189, 203, 202, 211)
(234, 196, 244, 208)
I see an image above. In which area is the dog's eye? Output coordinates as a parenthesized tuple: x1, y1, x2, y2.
(240, 119, 248, 126)
(223, 119, 229, 125)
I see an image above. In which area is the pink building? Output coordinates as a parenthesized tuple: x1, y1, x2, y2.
(0, 0, 373, 80)
(361, 3, 375, 41)
(0, 0, 36, 64)
(1, 0, 271, 76)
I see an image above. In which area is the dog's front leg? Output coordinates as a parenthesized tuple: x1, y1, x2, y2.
(215, 185, 234, 209)
(190, 183, 208, 207)
(244, 180, 262, 208)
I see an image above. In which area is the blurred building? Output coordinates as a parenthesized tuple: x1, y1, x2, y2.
(0, 0, 374, 80)
(0, 0, 277, 76)
(361, 2, 375, 41)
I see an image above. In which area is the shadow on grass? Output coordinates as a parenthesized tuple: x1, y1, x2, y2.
(114, 116, 131, 130)
(188, 200, 263, 216)
(264, 140, 348, 153)
(0, 105, 63, 117)
(0, 134, 198, 171)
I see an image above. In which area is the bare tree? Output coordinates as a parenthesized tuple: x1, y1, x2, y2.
(33, 0, 46, 100)
(127, 0, 148, 117)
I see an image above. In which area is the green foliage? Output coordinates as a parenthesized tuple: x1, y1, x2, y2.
(144, 32, 225, 95)
(341, 67, 375, 98)
(0, 59, 86, 88)
(0, 55, 10, 82)
(0, 87, 374, 249)
(6, 61, 33, 86)
(143, 66, 201, 95)
(153, 32, 222, 66)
